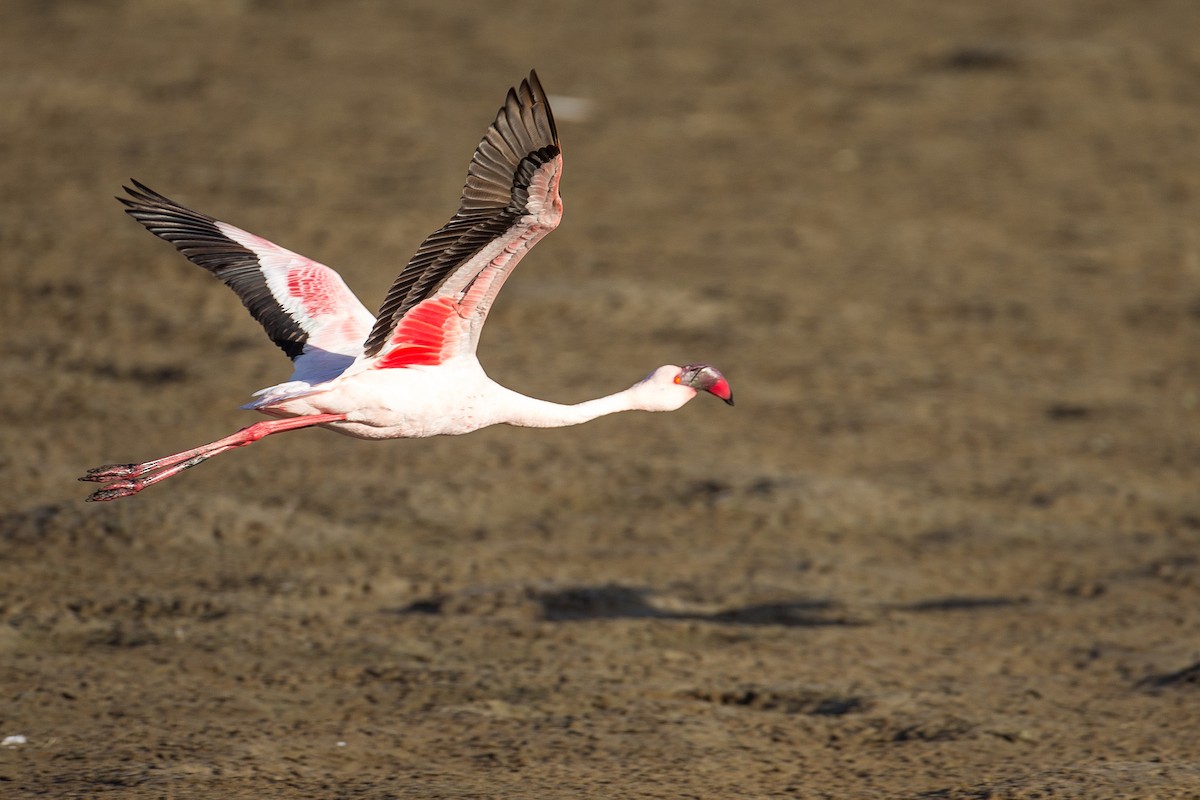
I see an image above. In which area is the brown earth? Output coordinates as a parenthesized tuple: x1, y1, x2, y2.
(3, 1, 1200, 797)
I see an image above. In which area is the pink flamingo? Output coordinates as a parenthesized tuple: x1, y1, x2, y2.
(80, 72, 733, 502)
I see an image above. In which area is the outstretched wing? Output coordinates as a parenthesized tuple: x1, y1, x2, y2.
(120, 181, 376, 372)
(361, 70, 563, 370)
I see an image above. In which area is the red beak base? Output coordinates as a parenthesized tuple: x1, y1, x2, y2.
(708, 376, 734, 406)
(679, 364, 734, 406)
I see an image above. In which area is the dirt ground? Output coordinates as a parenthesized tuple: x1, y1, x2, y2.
(3, 1, 1200, 797)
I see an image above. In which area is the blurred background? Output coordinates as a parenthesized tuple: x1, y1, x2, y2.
(3, 1, 1200, 797)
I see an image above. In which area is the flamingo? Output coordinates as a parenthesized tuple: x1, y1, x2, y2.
(80, 71, 733, 503)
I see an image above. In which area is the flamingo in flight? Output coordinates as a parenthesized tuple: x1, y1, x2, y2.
(80, 71, 733, 502)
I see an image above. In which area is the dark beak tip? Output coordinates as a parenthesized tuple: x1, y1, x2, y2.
(723, 395, 735, 407)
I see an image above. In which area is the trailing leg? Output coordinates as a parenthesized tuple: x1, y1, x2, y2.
(80, 413, 346, 502)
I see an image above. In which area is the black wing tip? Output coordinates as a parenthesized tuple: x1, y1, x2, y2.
(117, 180, 220, 225)
(118, 179, 166, 210)
(525, 69, 547, 105)
(516, 70, 558, 146)
(117, 179, 144, 206)
(121, 178, 158, 201)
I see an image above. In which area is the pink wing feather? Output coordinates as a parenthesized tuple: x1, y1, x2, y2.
(121, 71, 562, 380)
(119, 181, 375, 381)
(362, 71, 563, 369)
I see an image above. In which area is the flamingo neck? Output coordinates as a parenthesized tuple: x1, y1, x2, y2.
(490, 382, 673, 429)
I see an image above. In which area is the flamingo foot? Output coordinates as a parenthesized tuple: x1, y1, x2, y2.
(79, 463, 143, 482)
(85, 481, 144, 502)
(80, 453, 212, 502)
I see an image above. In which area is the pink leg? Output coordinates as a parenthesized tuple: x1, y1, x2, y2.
(79, 413, 347, 502)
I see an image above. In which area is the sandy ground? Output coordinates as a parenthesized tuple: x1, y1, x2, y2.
(3, 1, 1200, 797)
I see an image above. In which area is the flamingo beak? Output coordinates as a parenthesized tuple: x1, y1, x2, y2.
(709, 376, 735, 406)
(679, 364, 735, 406)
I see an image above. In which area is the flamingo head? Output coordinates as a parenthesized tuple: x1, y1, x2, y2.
(676, 363, 735, 406)
(634, 364, 735, 411)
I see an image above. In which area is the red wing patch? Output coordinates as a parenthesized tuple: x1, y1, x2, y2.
(287, 265, 345, 320)
(375, 297, 464, 369)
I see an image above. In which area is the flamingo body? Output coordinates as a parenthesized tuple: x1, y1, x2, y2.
(81, 72, 732, 502)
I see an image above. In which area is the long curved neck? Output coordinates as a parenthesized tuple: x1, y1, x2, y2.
(489, 383, 658, 429)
